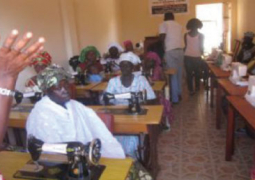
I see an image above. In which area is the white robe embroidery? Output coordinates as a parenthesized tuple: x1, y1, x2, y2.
(26, 96, 125, 159)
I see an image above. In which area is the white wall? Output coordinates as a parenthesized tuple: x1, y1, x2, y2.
(0, 0, 68, 91)
(0, 0, 121, 91)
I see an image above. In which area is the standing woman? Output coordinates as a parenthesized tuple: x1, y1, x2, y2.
(184, 18, 204, 95)
(77, 46, 103, 74)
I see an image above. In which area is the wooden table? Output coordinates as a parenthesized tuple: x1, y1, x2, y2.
(216, 79, 247, 129)
(0, 151, 133, 180)
(207, 62, 231, 107)
(75, 83, 101, 97)
(225, 96, 255, 161)
(91, 81, 166, 93)
(9, 105, 163, 178)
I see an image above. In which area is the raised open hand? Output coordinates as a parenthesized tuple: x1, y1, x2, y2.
(0, 30, 45, 81)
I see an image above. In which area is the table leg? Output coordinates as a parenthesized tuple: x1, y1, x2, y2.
(146, 124, 160, 179)
(216, 85, 222, 129)
(168, 75, 172, 102)
(210, 76, 215, 108)
(226, 105, 234, 161)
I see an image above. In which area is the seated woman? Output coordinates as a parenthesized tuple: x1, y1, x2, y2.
(77, 46, 103, 74)
(123, 40, 134, 53)
(143, 52, 165, 83)
(143, 52, 173, 128)
(237, 32, 255, 64)
(123, 40, 142, 72)
(25, 51, 52, 103)
(106, 52, 156, 105)
(105, 52, 156, 158)
(101, 42, 123, 73)
(26, 65, 152, 180)
(26, 65, 125, 159)
(25, 51, 52, 93)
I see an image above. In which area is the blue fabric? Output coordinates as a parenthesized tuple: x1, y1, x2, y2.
(165, 49, 183, 103)
(115, 135, 139, 159)
(89, 74, 103, 83)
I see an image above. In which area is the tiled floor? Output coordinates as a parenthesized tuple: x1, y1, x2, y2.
(157, 87, 254, 180)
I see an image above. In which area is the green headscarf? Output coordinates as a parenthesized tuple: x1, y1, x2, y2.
(37, 64, 72, 91)
(79, 46, 101, 63)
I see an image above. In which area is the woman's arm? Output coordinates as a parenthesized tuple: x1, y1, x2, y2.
(184, 33, 187, 52)
(0, 30, 44, 146)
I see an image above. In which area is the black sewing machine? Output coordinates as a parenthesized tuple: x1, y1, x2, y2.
(69, 56, 80, 72)
(103, 91, 147, 115)
(105, 62, 112, 74)
(14, 91, 43, 105)
(74, 71, 89, 86)
(15, 136, 102, 180)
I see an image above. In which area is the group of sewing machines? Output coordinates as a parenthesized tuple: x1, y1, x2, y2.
(209, 48, 255, 107)
(18, 136, 101, 180)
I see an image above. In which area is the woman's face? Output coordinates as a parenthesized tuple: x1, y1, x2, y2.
(120, 61, 134, 76)
(86, 51, 97, 62)
(34, 64, 48, 74)
(47, 79, 70, 105)
(109, 47, 119, 58)
(125, 44, 134, 52)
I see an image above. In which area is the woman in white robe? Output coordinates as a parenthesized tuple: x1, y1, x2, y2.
(26, 65, 125, 159)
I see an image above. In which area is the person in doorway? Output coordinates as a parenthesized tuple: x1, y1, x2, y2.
(159, 12, 183, 104)
(184, 18, 204, 95)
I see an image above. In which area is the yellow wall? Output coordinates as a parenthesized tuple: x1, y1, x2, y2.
(119, 0, 237, 45)
(74, 0, 121, 53)
(237, 0, 255, 39)
(0, 0, 121, 91)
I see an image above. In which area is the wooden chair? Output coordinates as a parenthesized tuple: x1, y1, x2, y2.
(96, 112, 114, 133)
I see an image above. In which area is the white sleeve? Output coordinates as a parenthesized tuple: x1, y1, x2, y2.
(86, 108, 126, 159)
(26, 108, 61, 143)
(159, 22, 166, 34)
(105, 78, 116, 94)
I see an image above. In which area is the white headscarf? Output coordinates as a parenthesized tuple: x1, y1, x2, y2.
(119, 52, 141, 65)
(108, 42, 124, 52)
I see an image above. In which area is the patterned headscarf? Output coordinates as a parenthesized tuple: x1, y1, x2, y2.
(37, 64, 72, 91)
(30, 51, 52, 67)
(79, 46, 101, 63)
(145, 52, 161, 67)
(123, 40, 133, 48)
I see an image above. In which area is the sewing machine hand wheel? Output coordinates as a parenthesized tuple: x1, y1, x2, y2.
(88, 139, 101, 165)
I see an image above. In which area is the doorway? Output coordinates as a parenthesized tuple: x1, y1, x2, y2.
(196, 3, 224, 55)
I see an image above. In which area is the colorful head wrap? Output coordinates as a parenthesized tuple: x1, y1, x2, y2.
(79, 46, 101, 63)
(244, 32, 255, 38)
(30, 51, 52, 67)
(123, 40, 133, 48)
(108, 42, 124, 52)
(119, 52, 141, 65)
(145, 52, 161, 67)
(37, 64, 72, 91)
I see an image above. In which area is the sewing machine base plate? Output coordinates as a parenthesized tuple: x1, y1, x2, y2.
(14, 160, 105, 180)
(98, 108, 148, 115)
